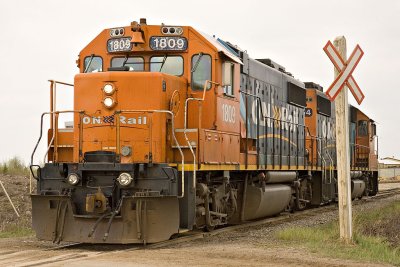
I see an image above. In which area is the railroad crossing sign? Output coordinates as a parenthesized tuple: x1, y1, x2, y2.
(324, 41, 365, 104)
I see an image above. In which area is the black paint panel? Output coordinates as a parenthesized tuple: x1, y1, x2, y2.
(288, 82, 306, 108)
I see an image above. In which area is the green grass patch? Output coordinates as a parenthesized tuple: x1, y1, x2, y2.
(0, 225, 34, 238)
(276, 202, 400, 266)
(0, 156, 30, 176)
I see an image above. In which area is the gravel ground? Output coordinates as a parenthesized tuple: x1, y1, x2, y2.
(0, 176, 399, 266)
(73, 194, 399, 267)
(0, 174, 32, 233)
(1, 194, 396, 266)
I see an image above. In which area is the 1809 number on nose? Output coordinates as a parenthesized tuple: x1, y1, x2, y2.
(107, 37, 132, 52)
(150, 36, 188, 51)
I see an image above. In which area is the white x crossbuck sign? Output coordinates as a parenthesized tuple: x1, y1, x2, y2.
(324, 41, 365, 105)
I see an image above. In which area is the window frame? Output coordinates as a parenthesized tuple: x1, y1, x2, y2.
(191, 53, 212, 91)
(357, 120, 369, 137)
(149, 55, 184, 76)
(110, 56, 145, 71)
(83, 55, 103, 73)
(222, 61, 235, 97)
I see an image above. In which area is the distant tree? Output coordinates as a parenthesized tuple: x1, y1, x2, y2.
(1, 163, 8, 174)
(0, 157, 29, 176)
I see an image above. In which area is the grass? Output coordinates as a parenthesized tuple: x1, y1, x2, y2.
(0, 156, 30, 176)
(0, 157, 33, 238)
(276, 202, 400, 266)
(0, 208, 34, 239)
(0, 225, 34, 238)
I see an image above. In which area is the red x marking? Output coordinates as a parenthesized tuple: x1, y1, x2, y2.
(324, 41, 365, 105)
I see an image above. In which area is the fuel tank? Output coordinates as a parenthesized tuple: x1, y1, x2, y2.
(351, 180, 366, 199)
(265, 171, 297, 183)
(242, 184, 292, 221)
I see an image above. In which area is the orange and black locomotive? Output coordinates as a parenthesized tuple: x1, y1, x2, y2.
(30, 18, 378, 244)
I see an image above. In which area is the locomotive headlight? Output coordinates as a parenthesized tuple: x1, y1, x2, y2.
(67, 173, 80, 185)
(103, 97, 115, 108)
(117, 172, 133, 186)
(103, 84, 115, 95)
(176, 27, 183, 35)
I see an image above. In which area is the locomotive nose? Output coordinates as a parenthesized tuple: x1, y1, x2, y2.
(73, 72, 187, 163)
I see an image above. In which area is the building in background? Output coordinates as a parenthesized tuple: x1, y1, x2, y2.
(379, 157, 400, 180)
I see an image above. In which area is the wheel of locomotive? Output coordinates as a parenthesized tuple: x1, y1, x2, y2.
(294, 198, 307, 211)
(294, 178, 310, 211)
(205, 225, 215, 232)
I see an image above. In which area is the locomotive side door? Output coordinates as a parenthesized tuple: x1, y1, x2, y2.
(189, 54, 240, 165)
(211, 61, 240, 164)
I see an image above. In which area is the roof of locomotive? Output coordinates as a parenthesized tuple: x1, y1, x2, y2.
(350, 104, 375, 122)
(199, 32, 242, 64)
(79, 20, 243, 65)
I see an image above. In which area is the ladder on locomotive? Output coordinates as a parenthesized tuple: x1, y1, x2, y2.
(317, 138, 334, 185)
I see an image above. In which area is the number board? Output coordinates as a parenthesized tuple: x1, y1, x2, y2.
(150, 36, 188, 51)
(305, 108, 313, 117)
(107, 37, 132, 53)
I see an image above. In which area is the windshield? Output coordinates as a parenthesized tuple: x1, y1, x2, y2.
(111, 57, 144, 71)
(191, 54, 211, 90)
(358, 120, 368, 136)
(150, 56, 183, 76)
(84, 56, 102, 73)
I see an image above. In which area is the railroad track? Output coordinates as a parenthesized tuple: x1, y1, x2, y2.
(373, 187, 400, 198)
(2, 187, 399, 267)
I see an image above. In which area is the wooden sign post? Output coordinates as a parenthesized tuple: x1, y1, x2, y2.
(324, 36, 365, 243)
(333, 36, 352, 243)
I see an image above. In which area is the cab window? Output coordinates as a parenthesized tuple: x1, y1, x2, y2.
(222, 62, 234, 96)
(84, 56, 102, 73)
(150, 56, 183, 76)
(111, 57, 144, 71)
(371, 122, 377, 136)
(358, 120, 368, 136)
(191, 54, 211, 90)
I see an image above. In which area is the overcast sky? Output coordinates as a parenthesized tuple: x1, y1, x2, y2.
(0, 0, 399, 164)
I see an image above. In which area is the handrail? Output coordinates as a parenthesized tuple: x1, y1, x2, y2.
(116, 109, 185, 198)
(48, 80, 74, 164)
(49, 80, 74, 135)
(317, 139, 327, 183)
(31, 110, 83, 168)
(32, 109, 185, 198)
(184, 80, 219, 190)
(49, 80, 74, 87)
(351, 143, 370, 150)
(351, 143, 370, 168)
(325, 142, 334, 184)
(184, 80, 216, 129)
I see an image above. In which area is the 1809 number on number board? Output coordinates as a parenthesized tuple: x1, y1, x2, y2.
(150, 36, 187, 51)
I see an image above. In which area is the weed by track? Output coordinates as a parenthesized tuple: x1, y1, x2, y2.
(276, 200, 400, 266)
